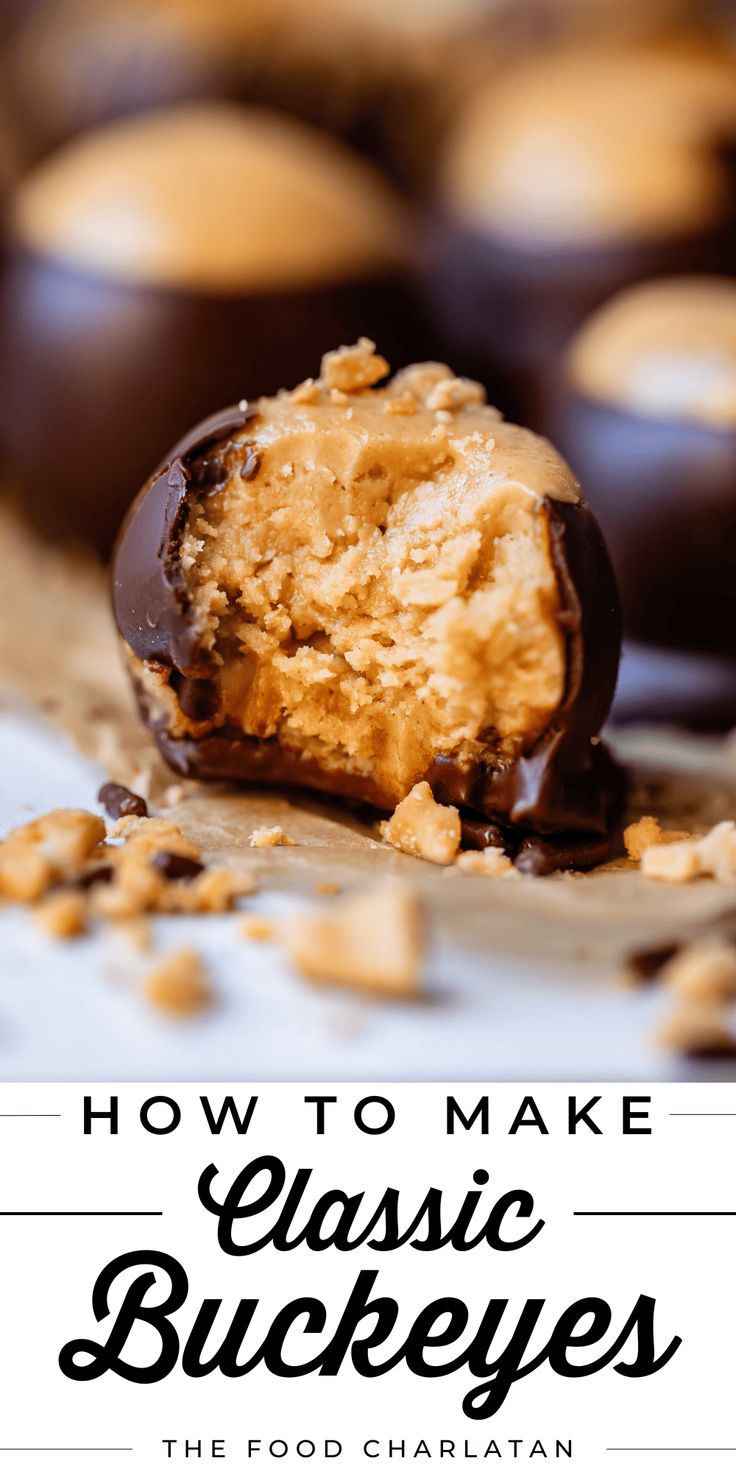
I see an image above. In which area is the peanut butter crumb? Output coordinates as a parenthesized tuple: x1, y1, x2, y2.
(657, 1000, 736, 1057)
(426, 376, 486, 413)
(240, 915, 274, 942)
(380, 782, 461, 866)
(624, 814, 692, 863)
(144, 948, 213, 1017)
(455, 847, 515, 877)
(696, 822, 736, 883)
(162, 868, 255, 913)
(625, 815, 665, 861)
(661, 940, 736, 1003)
(109, 814, 200, 860)
(315, 882, 341, 895)
(33, 890, 88, 939)
(641, 820, 736, 884)
(249, 826, 295, 849)
(1, 802, 257, 936)
(92, 864, 164, 920)
(384, 393, 417, 416)
(0, 808, 106, 901)
(286, 882, 423, 997)
(641, 842, 701, 884)
(321, 338, 389, 394)
(291, 377, 320, 405)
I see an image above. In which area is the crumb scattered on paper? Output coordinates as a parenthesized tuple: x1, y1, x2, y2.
(0, 807, 255, 929)
(250, 826, 296, 849)
(624, 814, 692, 863)
(455, 847, 515, 877)
(240, 915, 275, 942)
(642, 821, 736, 885)
(144, 949, 213, 1018)
(380, 782, 461, 865)
(286, 882, 423, 997)
(657, 1000, 736, 1058)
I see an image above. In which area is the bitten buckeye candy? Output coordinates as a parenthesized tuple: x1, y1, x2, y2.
(550, 277, 736, 728)
(427, 44, 736, 425)
(112, 344, 623, 841)
(0, 105, 409, 554)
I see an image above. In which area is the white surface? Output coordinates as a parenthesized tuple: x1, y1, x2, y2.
(0, 709, 728, 1082)
(0, 1082, 732, 1469)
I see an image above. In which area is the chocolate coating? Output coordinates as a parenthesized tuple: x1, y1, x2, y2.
(426, 498, 624, 834)
(513, 830, 616, 875)
(459, 815, 618, 874)
(112, 405, 253, 672)
(113, 390, 624, 841)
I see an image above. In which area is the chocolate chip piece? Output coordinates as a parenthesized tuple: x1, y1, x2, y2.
(98, 782, 148, 819)
(626, 941, 681, 983)
(684, 1039, 736, 1061)
(459, 816, 508, 852)
(55, 864, 114, 893)
(151, 851, 204, 880)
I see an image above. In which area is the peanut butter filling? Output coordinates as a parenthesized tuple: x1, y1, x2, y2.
(160, 347, 577, 808)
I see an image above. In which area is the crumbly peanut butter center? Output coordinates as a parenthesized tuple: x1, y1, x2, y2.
(176, 351, 575, 806)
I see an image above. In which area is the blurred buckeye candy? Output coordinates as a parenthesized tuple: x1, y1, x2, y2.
(0, 104, 411, 553)
(550, 277, 736, 727)
(427, 43, 736, 422)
